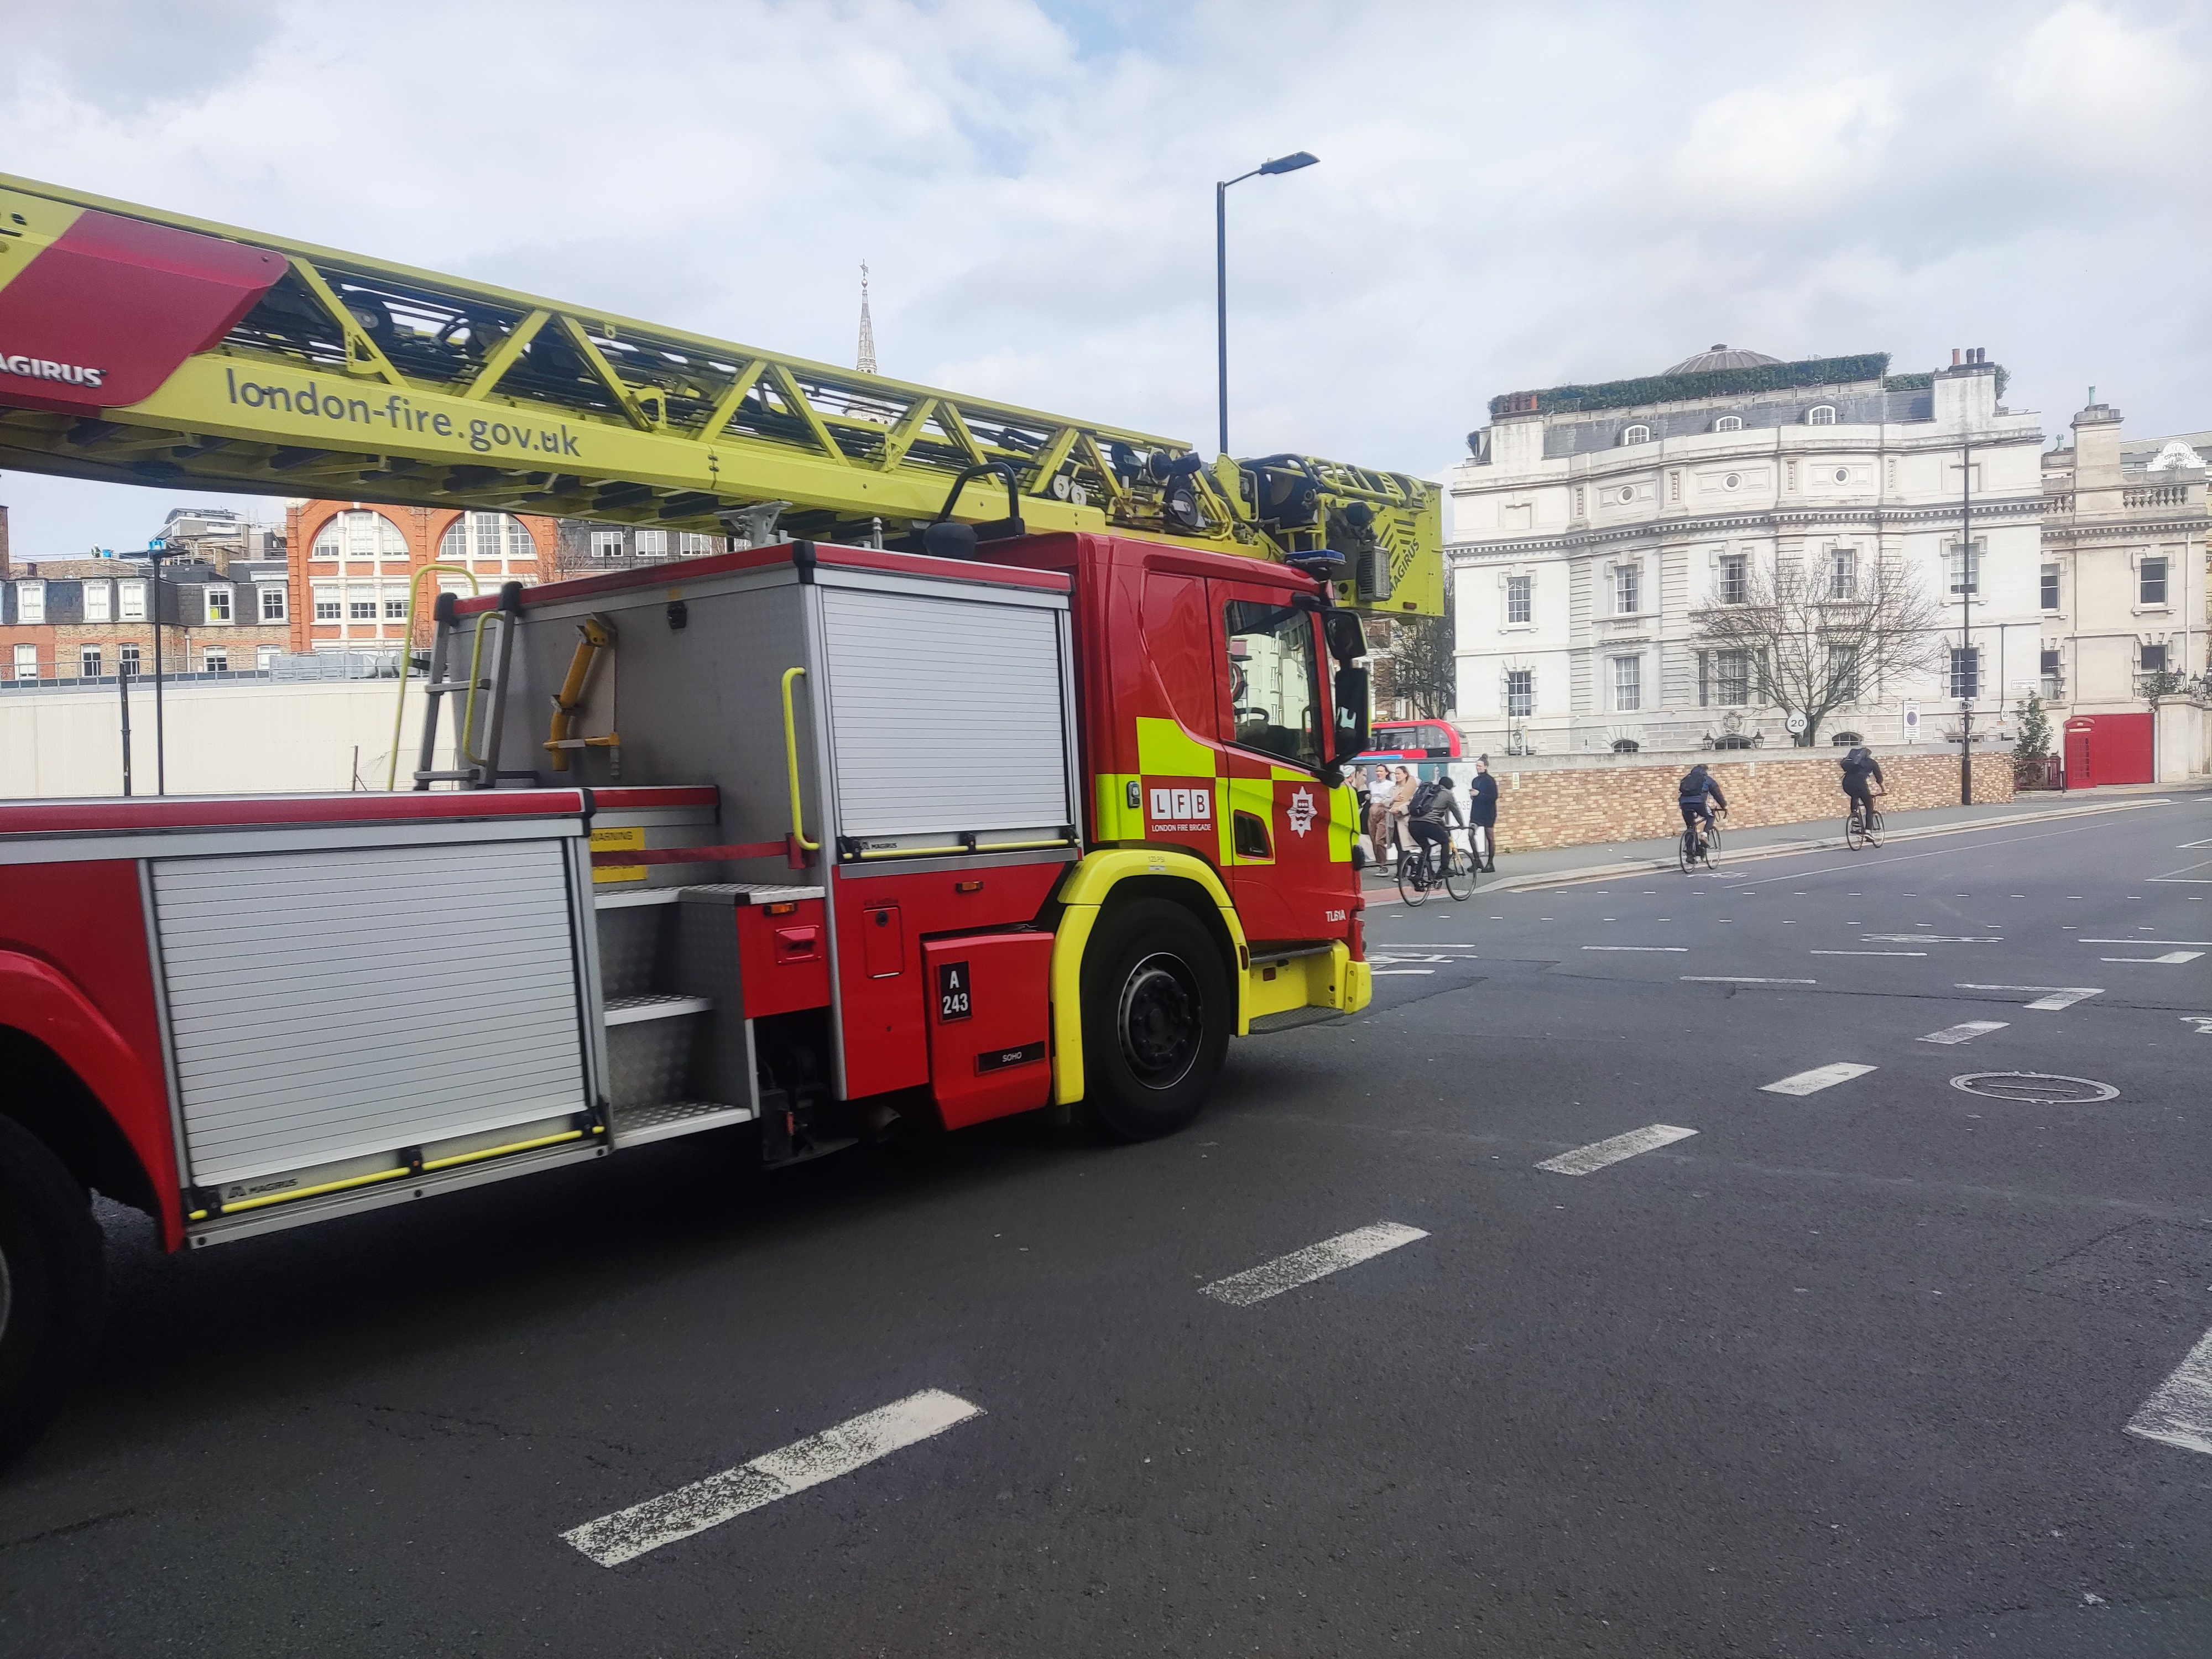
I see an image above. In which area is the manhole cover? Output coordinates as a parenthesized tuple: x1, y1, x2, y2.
(1950, 1072, 2117, 1105)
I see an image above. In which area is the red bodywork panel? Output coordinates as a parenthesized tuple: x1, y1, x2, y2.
(0, 208, 282, 414)
(922, 933, 1054, 1129)
(734, 900, 831, 1018)
(830, 861, 1068, 1099)
(2062, 713, 2153, 789)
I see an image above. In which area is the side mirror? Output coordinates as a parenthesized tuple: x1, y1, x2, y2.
(1332, 665, 1370, 760)
(1321, 609, 1366, 666)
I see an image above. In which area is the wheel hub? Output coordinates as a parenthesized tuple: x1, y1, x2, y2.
(1118, 952, 1201, 1089)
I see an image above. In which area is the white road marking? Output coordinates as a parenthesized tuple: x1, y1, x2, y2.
(1537, 1123, 1698, 1175)
(2078, 940, 2212, 946)
(1370, 969, 1435, 975)
(2126, 1323, 2212, 1456)
(1580, 945, 1688, 952)
(2100, 951, 2204, 964)
(562, 1389, 983, 1567)
(1682, 976, 1817, 984)
(1761, 1062, 1877, 1095)
(1917, 1020, 2010, 1045)
(1200, 1222, 1428, 1307)
(1957, 984, 2105, 1011)
(1861, 934, 2000, 943)
(1811, 950, 1926, 957)
(2182, 1017, 2212, 1036)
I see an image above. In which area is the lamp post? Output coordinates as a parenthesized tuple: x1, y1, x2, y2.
(1216, 150, 1318, 458)
(1959, 435, 1973, 805)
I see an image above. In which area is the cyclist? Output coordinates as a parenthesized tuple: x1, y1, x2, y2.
(1839, 744, 1884, 832)
(1677, 762, 1728, 855)
(1406, 774, 1465, 885)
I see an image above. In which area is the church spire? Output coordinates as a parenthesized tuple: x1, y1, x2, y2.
(855, 260, 877, 375)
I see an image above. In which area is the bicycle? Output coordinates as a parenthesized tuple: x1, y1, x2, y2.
(1676, 808, 1723, 874)
(1844, 795, 1885, 851)
(1396, 831, 1474, 905)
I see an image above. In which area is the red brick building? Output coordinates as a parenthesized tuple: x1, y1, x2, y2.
(285, 502, 560, 657)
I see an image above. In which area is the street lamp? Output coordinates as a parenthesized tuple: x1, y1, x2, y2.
(1217, 150, 1318, 458)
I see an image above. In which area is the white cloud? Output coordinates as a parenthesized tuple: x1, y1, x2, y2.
(2, 0, 2208, 556)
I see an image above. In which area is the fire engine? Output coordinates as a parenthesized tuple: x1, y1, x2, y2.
(0, 174, 1439, 1463)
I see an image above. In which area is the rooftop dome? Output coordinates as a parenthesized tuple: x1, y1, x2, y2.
(1663, 344, 1782, 375)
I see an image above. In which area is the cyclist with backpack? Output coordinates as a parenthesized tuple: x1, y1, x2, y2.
(1406, 775, 1465, 883)
(1677, 763, 1728, 857)
(1839, 745, 1884, 832)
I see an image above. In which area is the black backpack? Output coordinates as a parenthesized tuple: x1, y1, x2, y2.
(1409, 781, 1443, 817)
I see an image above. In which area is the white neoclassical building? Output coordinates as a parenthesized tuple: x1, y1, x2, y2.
(1447, 347, 2046, 755)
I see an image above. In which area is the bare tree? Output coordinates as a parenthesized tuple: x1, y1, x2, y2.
(1385, 609, 1456, 720)
(1691, 550, 1948, 746)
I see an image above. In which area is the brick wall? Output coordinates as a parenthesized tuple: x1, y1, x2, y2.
(1477, 749, 2014, 852)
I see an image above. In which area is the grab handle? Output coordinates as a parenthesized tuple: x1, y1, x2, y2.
(780, 666, 818, 852)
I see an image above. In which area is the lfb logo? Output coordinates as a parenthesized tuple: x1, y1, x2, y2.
(1286, 786, 1317, 837)
(1149, 786, 1212, 824)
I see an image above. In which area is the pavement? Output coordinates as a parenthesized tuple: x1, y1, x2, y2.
(3, 792, 2210, 1656)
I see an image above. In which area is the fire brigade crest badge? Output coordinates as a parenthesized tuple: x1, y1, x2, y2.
(1286, 786, 1318, 837)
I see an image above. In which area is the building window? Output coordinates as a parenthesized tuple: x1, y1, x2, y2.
(1505, 669, 1534, 718)
(1222, 599, 1322, 768)
(1827, 644, 1859, 701)
(1807, 405, 1837, 425)
(635, 529, 669, 559)
(348, 595, 378, 621)
(1505, 573, 1531, 625)
(15, 581, 44, 624)
(314, 508, 408, 560)
(1620, 425, 1651, 446)
(1713, 416, 1743, 433)
(12, 644, 36, 680)
(439, 510, 535, 568)
(1616, 485, 1636, 504)
(260, 586, 287, 622)
(119, 580, 147, 622)
(1612, 655, 1641, 711)
(2140, 557, 2168, 606)
(257, 646, 279, 672)
(204, 585, 233, 623)
(1715, 649, 1751, 706)
(79, 645, 102, 678)
(1947, 541, 1981, 596)
(1614, 564, 1641, 614)
(1721, 471, 1743, 491)
(383, 587, 409, 620)
(1718, 554, 1747, 605)
(2141, 643, 2169, 675)
(1829, 547, 1857, 600)
(676, 531, 719, 556)
(314, 587, 341, 621)
(2039, 648, 2062, 700)
(2041, 564, 2060, 610)
(202, 648, 230, 674)
(590, 530, 627, 560)
(120, 643, 140, 676)
(1949, 646, 1980, 700)
(84, 583, 112, 623)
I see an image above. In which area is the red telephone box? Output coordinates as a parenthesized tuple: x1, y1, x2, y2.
(2063, 713, 2154, 789)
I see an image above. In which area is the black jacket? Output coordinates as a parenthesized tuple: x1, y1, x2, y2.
(1465, 771, 1498, 827)
(1840, 749, 1884, 790)
(1679, 766, 1728, 810)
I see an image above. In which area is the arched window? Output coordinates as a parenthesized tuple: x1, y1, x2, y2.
(439, 510, 540, 573)
(1806, 405, 1837, 425)
(311, 508, 406, 560)
(1713, 415, 1744, 433)
(1620, 424, 1652, 446)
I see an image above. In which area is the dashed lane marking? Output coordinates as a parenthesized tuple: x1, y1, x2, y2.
(1861, 935, 2001, 943)
(1682, 976, 1817, 984)
(1917, 1020, 2010, 1045)
(561, 1389, 984, 1567)
(1957, 984, 2105, 1011)
(2100, 950, 2204, 964)
(2078, 940, 2212, 946)
(1371, 969, 1435, 975)
(2126, 1323, 2212, 1457)
(1580, 945, 1688, 952)
(1537, 1124, 1698, 1175)
(1811, 950, 1925, 956)
(1761, 1062, 1878, 1095)
(1199, 1222, 1428, 1307)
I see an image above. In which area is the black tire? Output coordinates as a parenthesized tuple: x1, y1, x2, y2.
(1677, 828, 1695, 875)
(1444, 847, 1473, 901)
(1080, 898, 1231, 1141)
(1865, 810, 1884, 849)
(1844, 812, 1866, 851)
(0, 1114, 106, 1469)
(1703, 823, 1721, 868)
(1396, 850, 1428, 906)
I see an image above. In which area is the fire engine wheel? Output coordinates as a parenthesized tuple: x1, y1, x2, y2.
(0, 1114, 107, 1470)
(1081, 899, 1230, 1141)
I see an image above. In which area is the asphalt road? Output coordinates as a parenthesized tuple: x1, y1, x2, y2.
(4, 795, 2209, 1657)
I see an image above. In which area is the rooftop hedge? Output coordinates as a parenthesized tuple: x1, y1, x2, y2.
(1490, 353, 1893, 419)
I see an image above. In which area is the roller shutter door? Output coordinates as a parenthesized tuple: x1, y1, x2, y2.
(153, 838, 589, 1187)
(820, 587, 1071, 838)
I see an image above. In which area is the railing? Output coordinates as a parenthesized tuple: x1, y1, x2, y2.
(2124, 486, 2191, 508)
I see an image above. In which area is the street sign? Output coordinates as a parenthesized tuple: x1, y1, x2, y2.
(1785, 712, 1807, 735)
(1901, 701, 1922, 742)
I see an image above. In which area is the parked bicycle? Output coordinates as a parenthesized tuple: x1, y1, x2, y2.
(1397, 829, 1475, 905)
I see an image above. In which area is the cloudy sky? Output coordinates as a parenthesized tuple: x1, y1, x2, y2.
(2, 0, 2205, 555)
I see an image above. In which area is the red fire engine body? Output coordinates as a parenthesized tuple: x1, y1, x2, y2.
(0, 528, 1374, 1460)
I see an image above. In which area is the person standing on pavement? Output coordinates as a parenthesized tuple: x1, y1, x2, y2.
(1465, 754, 1499, 873)
(1364, 765, 1397, 862)
(1386, 765, 1416, 868)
